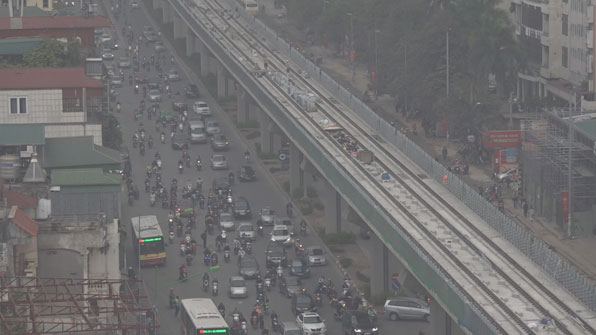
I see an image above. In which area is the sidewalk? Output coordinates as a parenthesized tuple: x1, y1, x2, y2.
(254, 0, 596, 282)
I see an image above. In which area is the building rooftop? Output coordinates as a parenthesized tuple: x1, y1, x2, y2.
(0, 36, 43, 55)
(50, 168, 121, 187)
(1, 189, 38, 209)
(0, 7, 50, 17)
(0, 15, 111, 30)
(0, 124, 45, 146)
(9, 206, 38, 236)
(43, 136, 121, 169)
(0, 67, 103, 90)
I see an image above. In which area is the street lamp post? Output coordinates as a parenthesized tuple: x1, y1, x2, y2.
(347, 12, 355, 82)
(374, 24, 380, 99)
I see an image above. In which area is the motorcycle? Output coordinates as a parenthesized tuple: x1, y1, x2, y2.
(178, 163, 184, 174)
(160, 133, 166, 143)
(128, 194, 134, 206)
(245, 241, 252, 254)
(258, 224, 264, 236)
(264, 277, 271, 291)
(169, 231, 175, 244)
(315, 292, 322, 306)
(196, 159, 202, 171)
(224, 249, 230, 262)
(180, 243, 186, 257)
(241, 321, 248, 335)
(148, 138, 153, 149)
(271, 317, 279, 332)
(203, 278, 209, 292)
(150, 193, 156, 207)
(212, 281, 219, 296)
(179, 268, 188, 281)
(186, 253, 193, 266)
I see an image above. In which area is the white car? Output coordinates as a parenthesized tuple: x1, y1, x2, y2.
(148, 89, 161, 102)
(101, 50, 115, 60)
(193, 101, 211, 117)
(219, 212, 235, 231)
(494, 167, 517, 183)
(305, 246, 326, 266)
(129, 0, 139, 8)
(118, 57, 131, 68)
(210, 154, 228, 170)
(271, 225, 292, 247)
(228, 276, 248, 298)
(167, 70, 181, 81)
(296, 312, 326, 335)
(258, 207, 277, 226)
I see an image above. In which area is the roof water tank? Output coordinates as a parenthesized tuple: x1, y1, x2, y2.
(0, 155, 20, 180)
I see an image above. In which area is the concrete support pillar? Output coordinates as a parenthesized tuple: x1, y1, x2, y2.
(198, 42, 210, 77)
(162, 2, 172, 23)
(431, 298, 451, 335)
(227, 77, 237, 97)
(260, 111, 273, 154)
(290, 143, 304, 197)
(173, 17, 187, 40)
(152, 0, 161, 9)
(370, 233, 389, 296)
(216, 63, 227, 98)
(237, 87, 250, 123)
(323, 180, 341, 233)
(185, 32, 195, 58)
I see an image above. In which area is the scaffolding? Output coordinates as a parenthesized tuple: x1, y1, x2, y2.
(0, 277, 159, 335)
(522, 108, 596, 229)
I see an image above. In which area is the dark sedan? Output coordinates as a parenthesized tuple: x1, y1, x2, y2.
(233, 197, 252, 219)
(171, 133, 189, 150)
(291, 293, 315, 315)
(185, 84, 200, 98)
(239, 255, 260, 279)
(211, 134, 230, 151)
(239, 165, 256, 182)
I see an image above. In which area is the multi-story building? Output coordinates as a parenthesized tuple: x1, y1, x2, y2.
(505, 0, 595, 106)
(0, 67, 104, 144)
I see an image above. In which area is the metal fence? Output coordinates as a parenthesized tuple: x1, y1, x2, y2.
(235, 10, 596, 312)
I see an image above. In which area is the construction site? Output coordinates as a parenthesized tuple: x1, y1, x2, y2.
(522, 107, 596, 236)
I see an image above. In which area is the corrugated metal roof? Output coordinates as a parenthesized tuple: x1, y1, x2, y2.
(43, 136, 120, 169)
(0, 15, 112, 30)
(0, 67, 103, 90)
(51, 168, 121, 186)
(0, 124, 45, 145)
(9, 206, 38, 236)
(2, 190, 37, 209)
(0, 37, 43, 55)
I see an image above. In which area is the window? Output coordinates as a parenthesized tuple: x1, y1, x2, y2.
(42, 0, 48, 7)
(9, 97, 26, 114)
(562, 14, 568, 36)
(562, 47, 568, 68)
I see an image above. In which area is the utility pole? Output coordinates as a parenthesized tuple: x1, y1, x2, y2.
(404, 42, 408, 114)
(374, 24, 379, 98)
(446, 29, 450, 98)
(347, 12, 355, 82)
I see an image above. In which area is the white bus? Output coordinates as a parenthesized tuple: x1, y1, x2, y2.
(243, 0, 259, 15)
(181, 298, 229, 334)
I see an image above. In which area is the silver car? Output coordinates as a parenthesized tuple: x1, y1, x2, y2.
(101, 50, 115, 60)
(383, 297, 430, 321)
(219, 212, 235, 231)
(154, 42, 166, 52)
(148, 89, 161, 102)
(206, 119, 221, 136)
(118, 57, 131, 68)
(258, 207, 277, 226)
(237, 222, 256, 241)
(193, 101, 211, 117)
(271, 225, 292, 247)
(167, 70, 181, 81)
(110, 78, 122, 87)
(129, 0, 139, 8)
(305, 246, 326, 266)
(228, 276, 248, 298)
(210, 154, 228, 170)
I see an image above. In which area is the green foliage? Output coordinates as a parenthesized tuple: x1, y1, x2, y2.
(306, 186, 318, 198)
(259, 152, 278, 160)
(245, 131, 261, 139)
(23, 39, 80, 67)
(237, 120, 260, 128)
(102, 114, 123, 150)
(292, 187, 304, 199)
(356, 271, 370, 283)
(282, 181, 291, 193)
(339, 257, 353, 268)
(321, 231, 356, 245)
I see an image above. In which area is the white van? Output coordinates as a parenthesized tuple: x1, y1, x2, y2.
(189, 120, 207, 143)
(244, 0, 258, 15)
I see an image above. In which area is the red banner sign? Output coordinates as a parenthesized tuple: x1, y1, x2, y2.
(561, 192, 569, 225)
(484, 130, 521, 148)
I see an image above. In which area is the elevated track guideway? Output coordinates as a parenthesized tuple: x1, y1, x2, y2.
(167, 0, 596, 333)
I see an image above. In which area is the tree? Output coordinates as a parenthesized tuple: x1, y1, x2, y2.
(22, 39, 81, 67)
(102, 114, 123, 151)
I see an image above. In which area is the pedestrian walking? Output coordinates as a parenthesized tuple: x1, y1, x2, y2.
(442, 146, 448, 161)
(528, 207, 535, 222)
(258, 313, 265, 329)
(512, 192, 519, 209)
(174, 296, 181, 316)
(201, 231, 207, 248)
(522, 200, 529, 217)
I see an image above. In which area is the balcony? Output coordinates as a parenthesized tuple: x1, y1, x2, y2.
(589, 6, 594, 24)
(588, 30, 594, 49)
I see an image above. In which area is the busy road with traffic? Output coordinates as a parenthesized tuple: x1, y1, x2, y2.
(105, 0, 431, 334)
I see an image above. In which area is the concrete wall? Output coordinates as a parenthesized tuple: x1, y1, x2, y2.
(0, 89, 85, 124)
(50, 192, 121, 219)
(45, 123, 103, 145)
